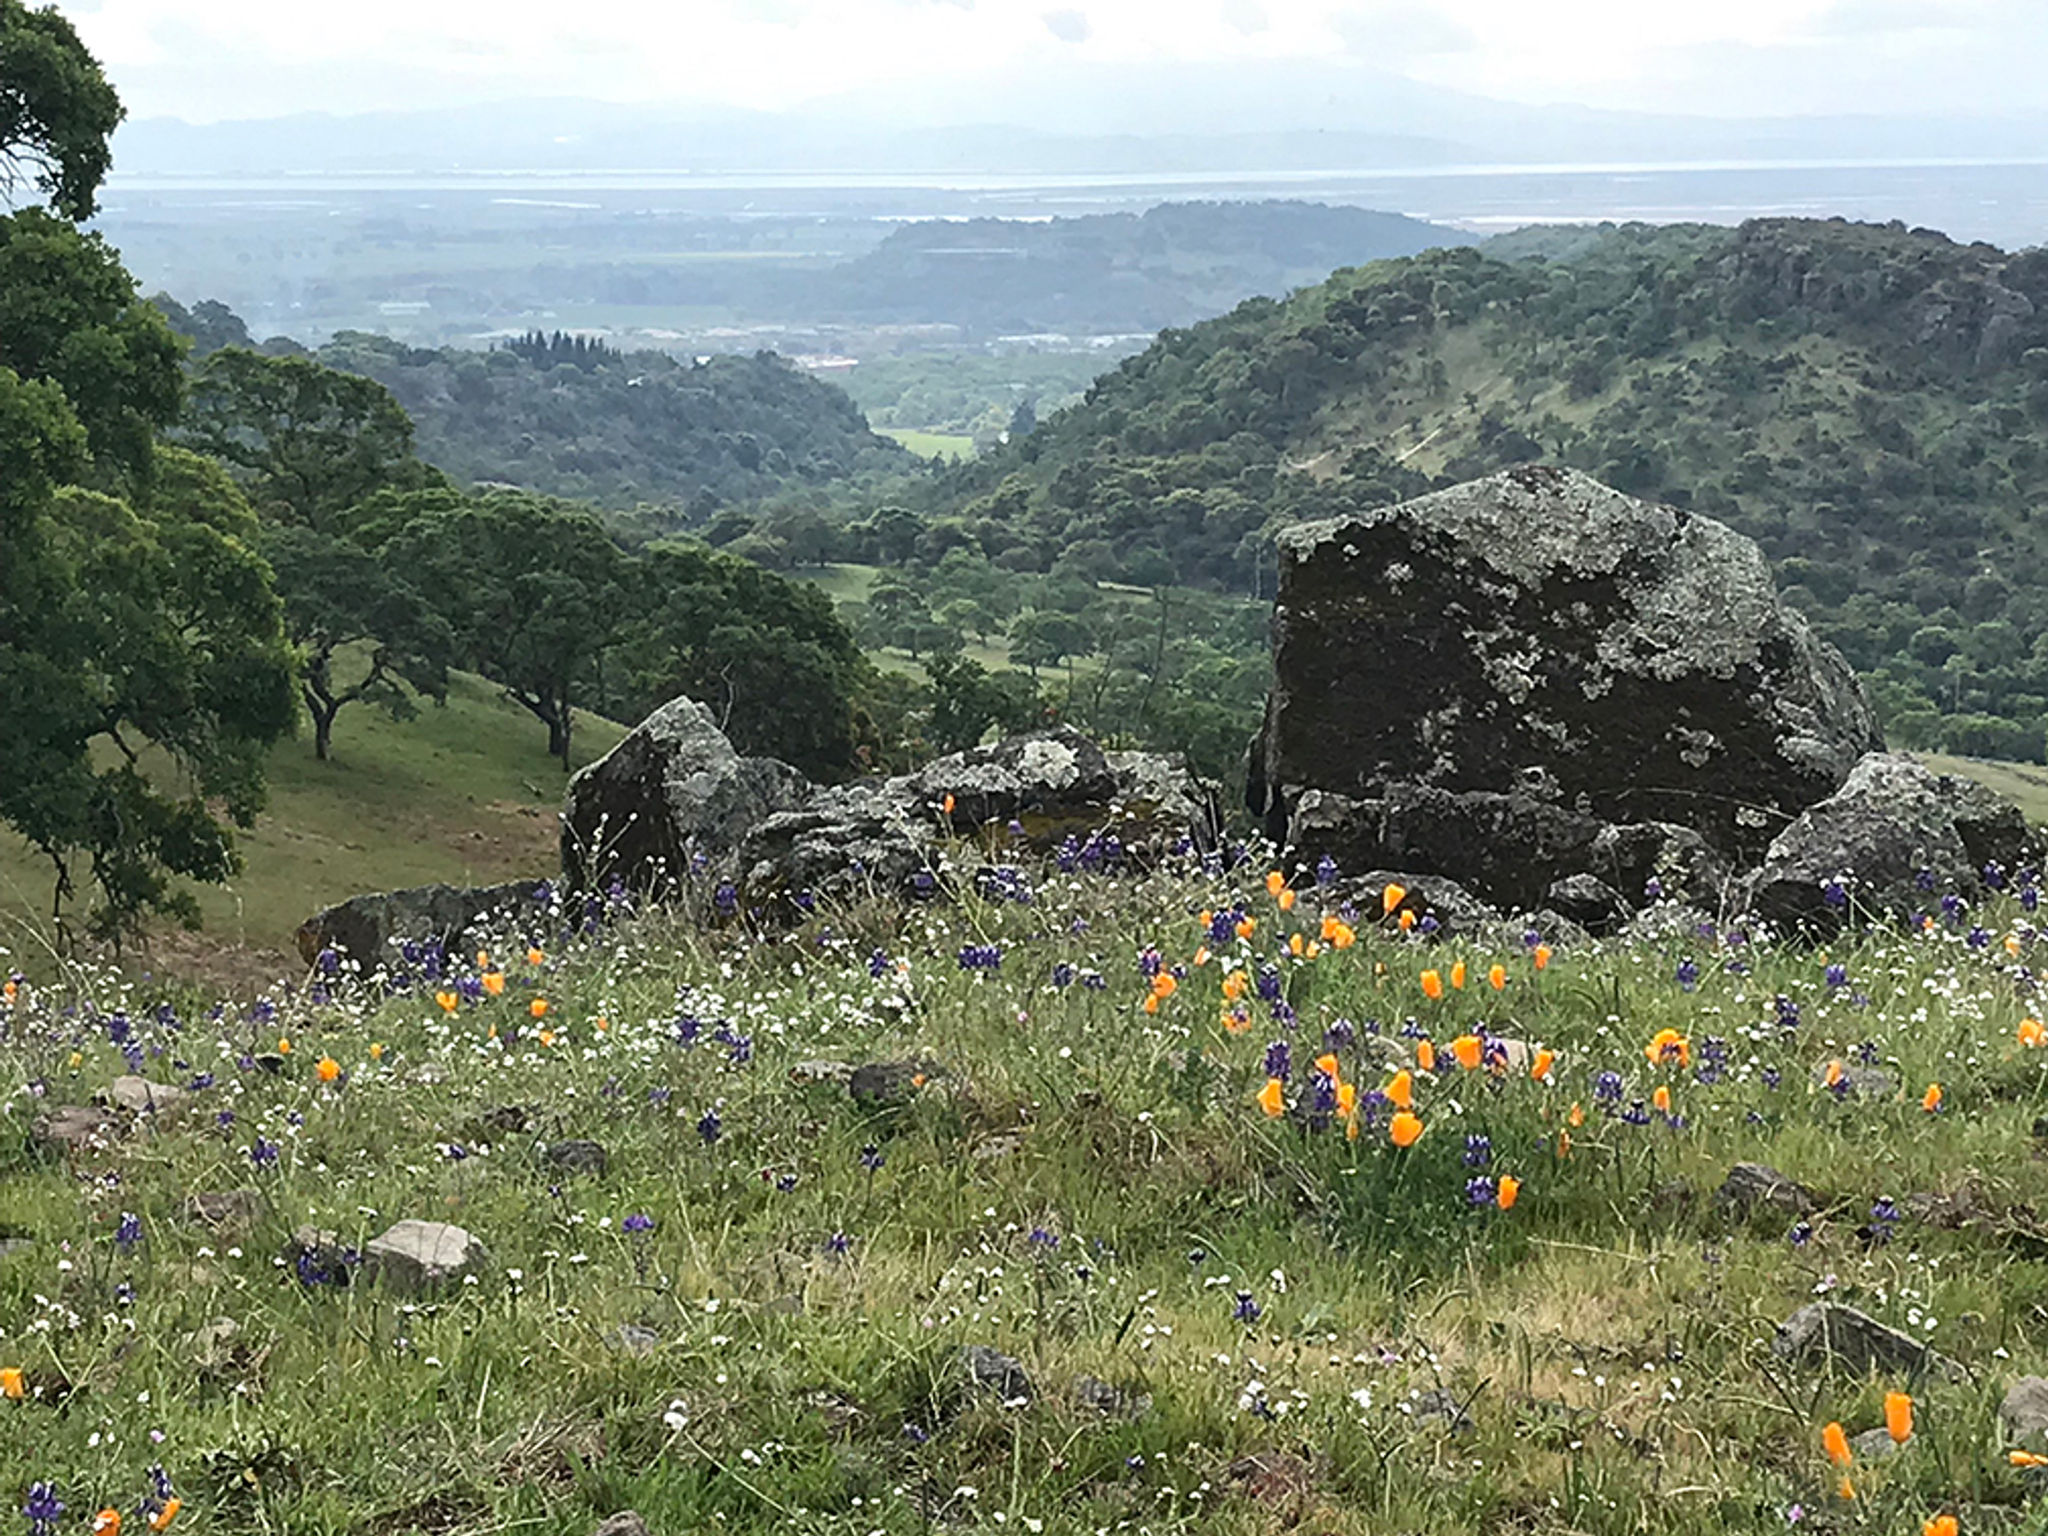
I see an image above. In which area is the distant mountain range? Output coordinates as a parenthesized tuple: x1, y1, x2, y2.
(109, 65, 2048, 179)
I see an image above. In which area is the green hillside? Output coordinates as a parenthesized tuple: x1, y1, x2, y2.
(0, 670, 626, 985)
(925, 218, 2048, 758)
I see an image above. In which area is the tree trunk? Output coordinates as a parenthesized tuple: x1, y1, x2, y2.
(549, 707, 572, 769)
(302, 682, 340, 762)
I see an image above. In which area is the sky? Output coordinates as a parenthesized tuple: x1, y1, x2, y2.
(59, 0, 2048, 126)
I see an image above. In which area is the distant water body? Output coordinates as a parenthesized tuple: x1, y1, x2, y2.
(105, 158, 2048, 248)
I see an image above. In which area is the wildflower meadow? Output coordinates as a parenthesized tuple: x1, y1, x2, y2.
(4, 841, 2048, 1536)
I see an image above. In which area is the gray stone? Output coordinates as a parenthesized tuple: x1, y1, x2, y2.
(546, 1140, 610, 1176)
(787, 1059, 855, 1086)
(1338, 866, 1501, 936)
(1850, 1426, 1905, 1460)
(0, 1235, 31, 1262)
(1773, 1302, 1965, 1382)
(30, 1105, 117, 1154)
(849, 1062, 939, 1106)
(186, 1190, 263, 1230)
(1073, 1375, 1152, 1420)
(2002, 1377, 2048, 1453)
(1716, 1163, 1819, 1220)
(562, 695, 812, 896)
(591, 1514, 652, 1536)
(609, 1324, 660, 1358)
(107, 1076, 187, 1115)
(1810, 1058, 1894, 1099)
(1247, 466, 1881, 913)
(1544, 873, 1629, 930)
(363, 1220, 486, 1292)
(297, 878, 546, 968)
(957, 1344, 1033, 1405)
(1746, 753, 2042, 932)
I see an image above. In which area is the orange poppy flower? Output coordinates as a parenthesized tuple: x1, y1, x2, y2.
(435, 991, 459, 1013)
(1345, 1114, 1360, 1141)
(1652, 1085, 1672, 1114)
(1315, 1052, 1342, 1080)
(369, 1042, 386, 1060)
(1257, 1078, 1286, 1117)
(1278, 889, 1297, 912)
(1398, 909, 1416, 932)
(1223, 969, 1247, 1000)
(1532, 944, 1552, 970)
(1382, 882, 1406, 915)
(0, 1367, 22, 1399)
(1266, 870, 1286, 896)
(1825, 1059, 1846, 1087)
(526, 947, 545, 966)
(1415, 1038, 1437, 1072)
(2008, 933, 2025, 958)
(1223, 1007, 1251, 1033)
(1838, 1475, 1856, 1501)
(941, 793, 955, 815)
(1329, 921, 1356, 949)
(1449, 961, 1467, 991)
(2011, 1450, 2048, 1467)
(475, 949, 491, 968)
(1530, 1047, 1555, 1082)
(1557, 1128, 1571, 1159)
(1289, 933, 1306, 957)
(1921, 1082, 1942, 1113)
(1336, 1081, 1358, 1117)
(2021, 1018, 2047, 1048)
(1922, 1516, 1958, 1536)
(1193, 946, 1211, 967)
(1645, 1028, 1690, 1068)
(148, 1502, 181, 1534)
(1488, 963, 1507, 990)
(482, 972, 506, 997)
(1823, 1420, 1852, 1467)
(93, 1512, 121, 1536)
(1386, 1069, 1414, 1110)
(1567, 1101, 1585, 1127)
(1389, 1110, 1424, 1148)
(1420, 969, 1444, 1000)
(1886, 1391, 1914, 1445)
(1451, 1034, 1483, 1070)
(1142, 994, 1160, 1014)
(276, 1037, 292, 1056)
(538, 1029, 556, 1047)
(315, 1056, 340, 1084)
(1151, 972, 1177, 1000)
(1496, 1175, 1520, 1211)
(1236, 917, 1256, 939)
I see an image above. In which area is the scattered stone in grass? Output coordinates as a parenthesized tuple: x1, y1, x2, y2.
(1407, 1388, 1476, 1431)
(0, 1235, 31, 1262)
(1717, 1163, 1819, 1220)
(1809, 1059, 1893, 1099)
(850, 1061, 941, 1106)
(107, 1076, 188, 1115)
(284, 1225, 355, 1286)
(608, 1324, 660, 1358)
(1851, 1426, 1903, 1460)
(252, 1053, 286, 1075)
(1225, 1450, 1316, 1502)
(2003, 1377, 2048, 1452)
(1073, 1376, 1153, 1420)
(2033, 1117, 2048, 1141)
(1773, 1302, 1966, 1382)
(958, 1344, 1033, 1405)
(466, 1104, 535, 1141)
(806, 1389, 864, 1436)
(591, 1514, 650, 1536)
(546, 1140, 610, 1177)
(363, 1220, 486, 1292)
(971, 1133, 1025, 1162)
(30, 1105, 118, 1154)
(187, 1190, 263, 1230)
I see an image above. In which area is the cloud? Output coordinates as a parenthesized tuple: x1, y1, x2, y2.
(1041, 8, 1091, 42)
(1221, 0, 1268, 33)
(1330, 3, 1476, 60)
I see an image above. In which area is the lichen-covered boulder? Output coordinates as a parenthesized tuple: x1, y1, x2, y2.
(296, 878, 546, 968)
(1745, 753, 2042, 931)
(562, 695, 813, 896)
(1248, 466, 1882, 913)
(363, 1220, 486, 1292)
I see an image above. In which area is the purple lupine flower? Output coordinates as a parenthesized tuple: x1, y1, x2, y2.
(697, 1109, 722, 1145)
(1824, 963, 1848, 989)
(1263, 1040, 1292, 1081)
(1463, 1134, 1491, 1168)
(1232, 1291, 1261, 1324)
(115, 1211, 143, 1251)
(24, 1481, 63, 1536)
(622, 1213, 655, 1234)
(1675, 957, 1700, 991)
(1465, 1175, 1498, 1207)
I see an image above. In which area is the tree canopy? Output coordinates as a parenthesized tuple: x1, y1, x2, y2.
(0, 0, 122, 220)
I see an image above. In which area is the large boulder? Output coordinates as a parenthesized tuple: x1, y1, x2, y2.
(1248, 466, 1882, 914)
(1746, 753, 2042, 930)
(562, 696, 813, 896)
(740, 726, 1218, 907)
(297, 878, 545, 968)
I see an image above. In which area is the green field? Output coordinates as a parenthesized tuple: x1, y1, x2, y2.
(878, 427, 976, 461)
(0, 671, 627, 986)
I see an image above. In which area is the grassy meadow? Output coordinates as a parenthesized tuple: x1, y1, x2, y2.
(877, 429, 977, 463)
(4, 843, 2048, 1534)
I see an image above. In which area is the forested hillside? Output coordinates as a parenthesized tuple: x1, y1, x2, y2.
(915, 218, 2048, 756)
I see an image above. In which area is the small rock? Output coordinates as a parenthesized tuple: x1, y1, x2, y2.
(609, 1324, 660, 1358)
(591, 1514, 651, 1536)
(466, 1104, 534, 1140)
(1073, 1376, 1153, 1420)
(1773, 1302, 1965, 1382)
(0, 1235, 32, 1262)
(1811, 1059, 1894, 1099)
(850, 1061, 938, 1106)
(186, 1317, 242, 1369)
(1850, 1426, 1904, 1460)
(1716, 1163, 1819, 1220)
(107, 1076, 188, 1115)
(363, 1220, 486, 1292)
(2002, 1377, 2048, 1452)
(788, 1059, 854, 1086)
(1226, 1451, 1316, 1501)
(1408, 1388, 1475, 1430)
(546, 1140, 610, 1177)
(971, 1133, 1025, 1162)
(29, 1105, 117, 1154)
(958, 1344, 1033, 1405)
(187, 1190, 264, 1230)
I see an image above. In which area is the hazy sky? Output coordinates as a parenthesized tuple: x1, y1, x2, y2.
(62, 0, 2048, 124)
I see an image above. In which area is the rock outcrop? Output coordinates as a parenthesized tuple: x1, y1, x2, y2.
(1248, 466, 1883, 919)
(297, 878, 545, 968)
(562, 696, 813, 897)
(1747, 753, 2041, 931)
